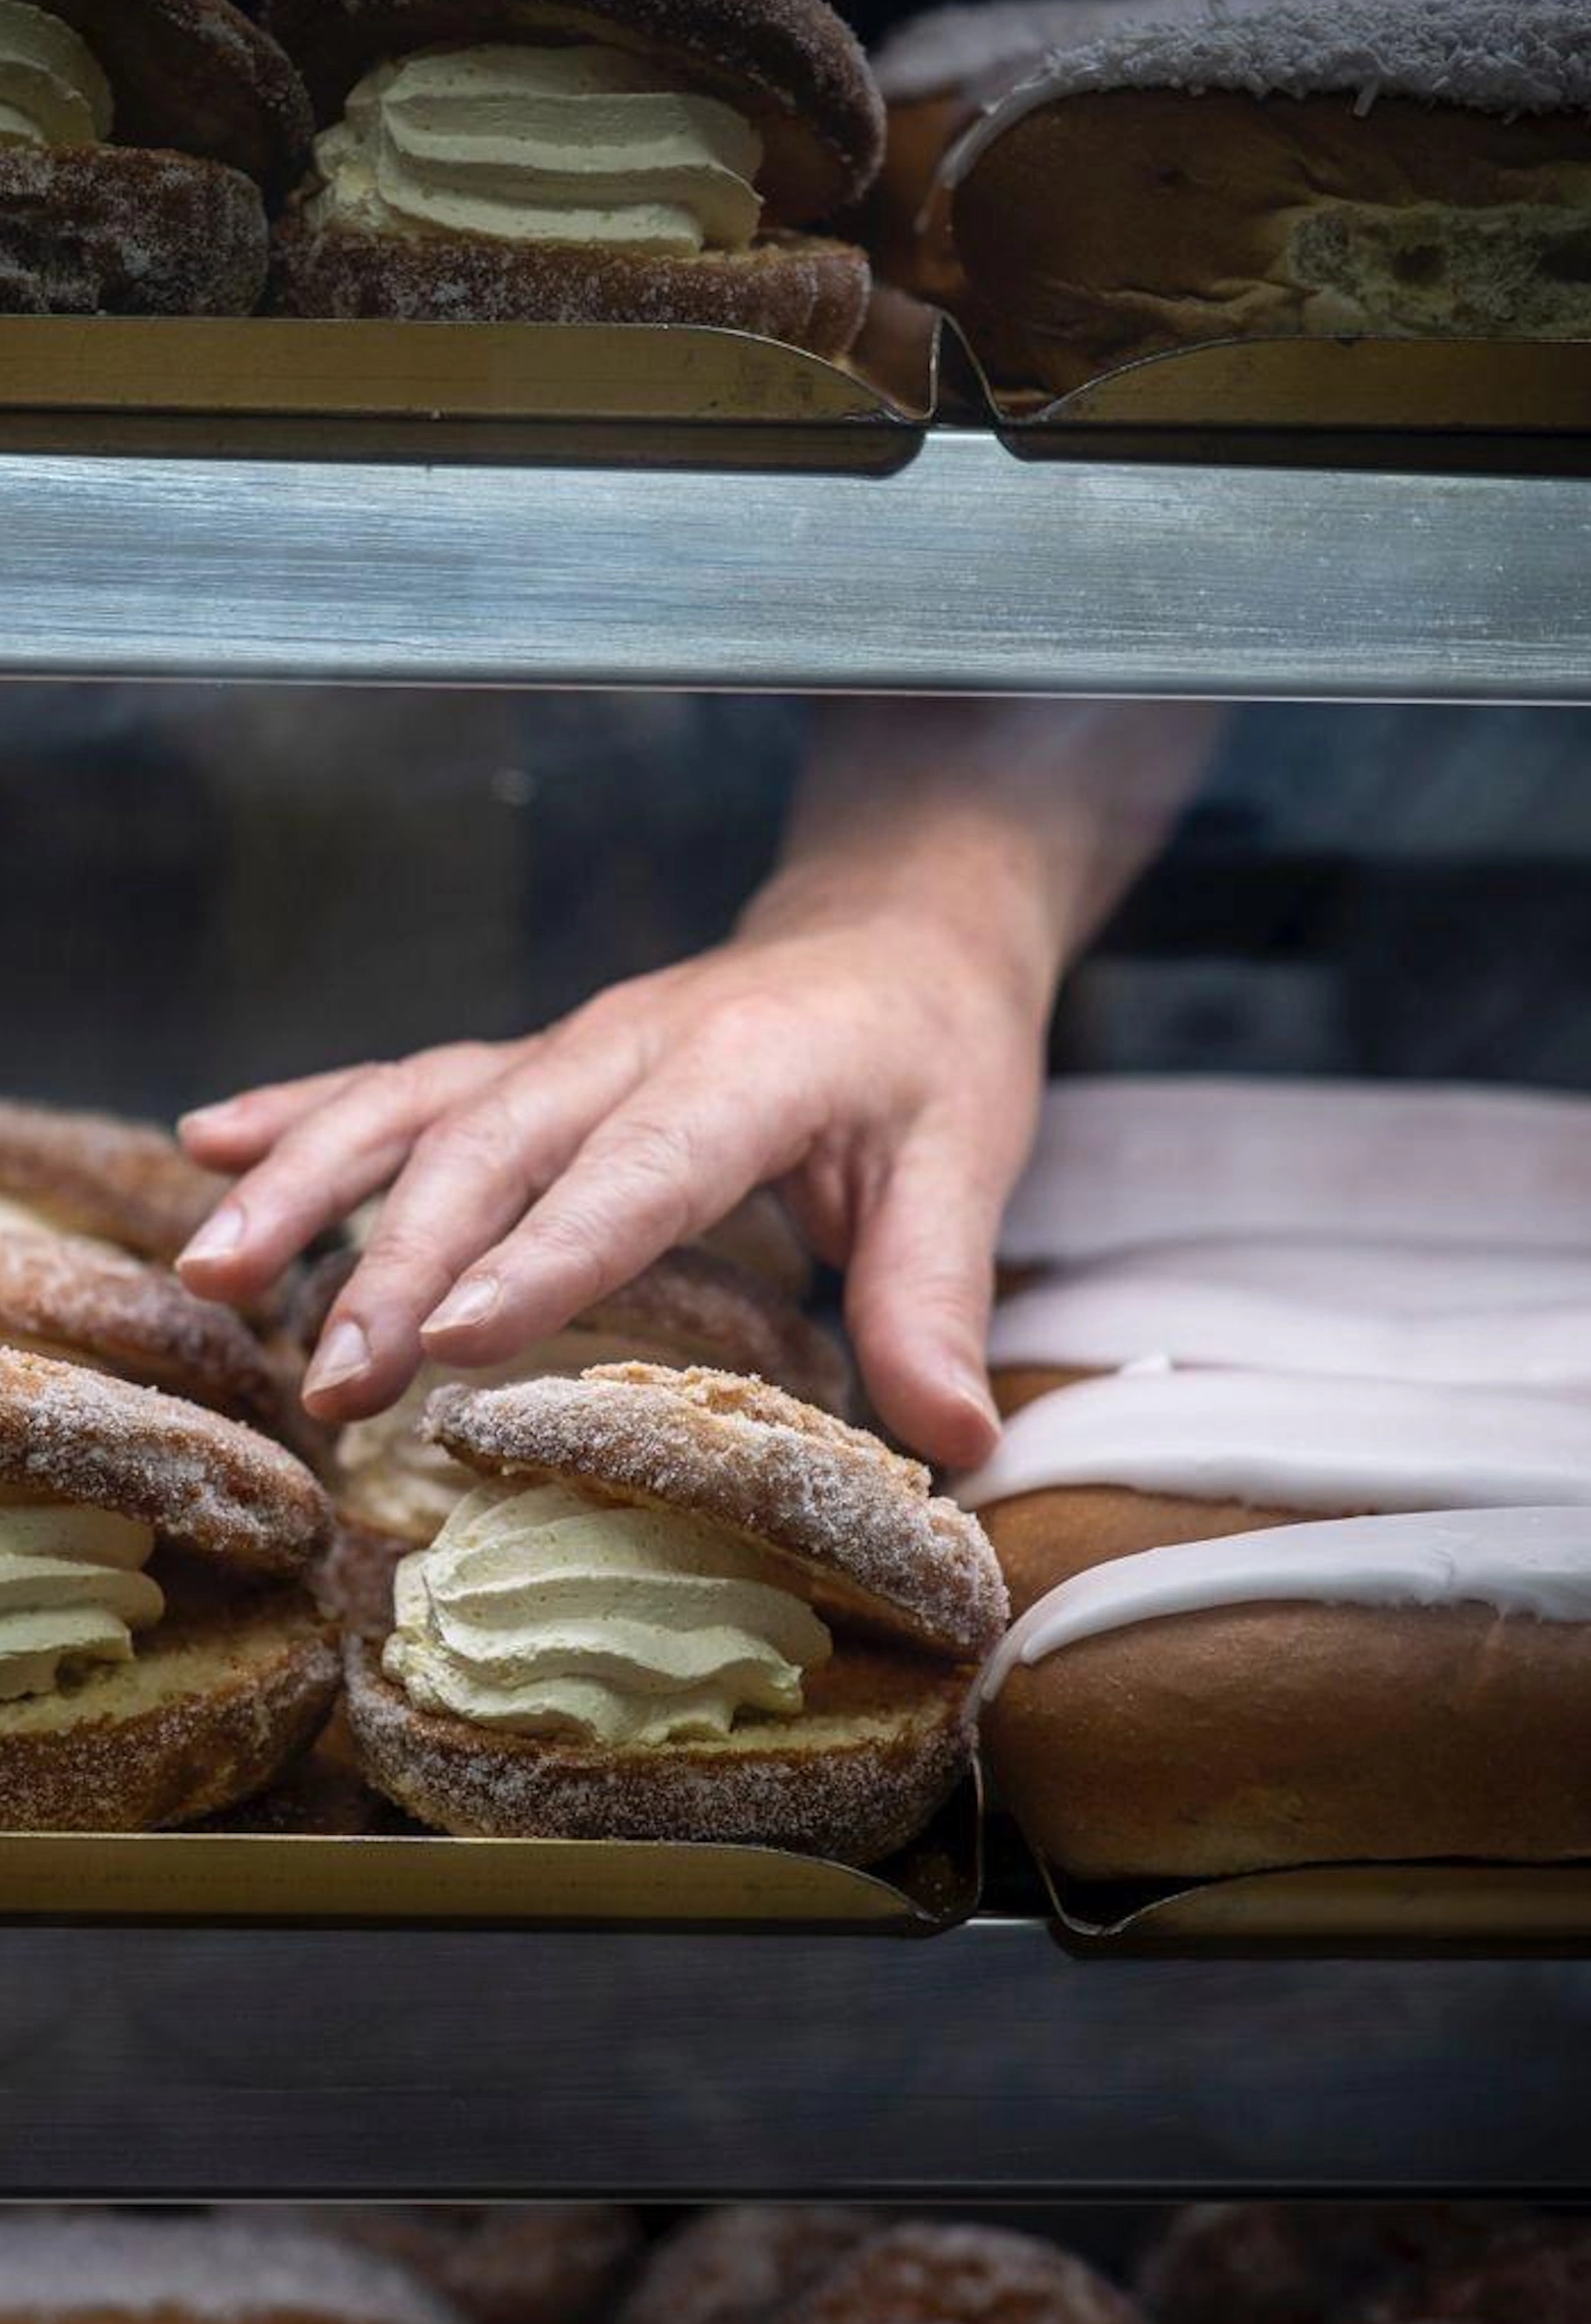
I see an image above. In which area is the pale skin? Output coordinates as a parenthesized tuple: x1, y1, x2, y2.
(178, 698, 1224, 1468)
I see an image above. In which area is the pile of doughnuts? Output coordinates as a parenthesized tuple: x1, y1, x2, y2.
(0, 1094, 1006, 1865)
(865, 0, 1591, 397)
(960, 1076, 1591, 1884)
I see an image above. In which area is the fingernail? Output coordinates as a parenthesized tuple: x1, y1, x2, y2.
(179, 1102, 236, 1135)
(423, 1277, 501, 1336)
(304, 1318, 372, 1396)
(954, 1373, 1001, 1430)
(178, 1204, 247, 1265)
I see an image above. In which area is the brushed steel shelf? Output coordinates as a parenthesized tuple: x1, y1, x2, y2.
(1, 436, 1588, 698)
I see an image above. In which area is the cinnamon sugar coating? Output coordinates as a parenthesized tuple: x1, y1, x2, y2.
(0, 147, 269, 315)
(580, 1247, 853, 1416)
(784, 2225, 1144, 2324)
(618, 2207, 882, 2324)
(0, 1101, 229, 1262)
(291, 2207, 643, 2324)
(427, 1363, 1008, 1660)
(265, 0, 884, 221)
(0, 1348, 331, 1577)
(0, 1232, 296, 1436)
(345, 1630, 974, 1859)
(48, 0, 313, 195)
(271, 217, 870, 355)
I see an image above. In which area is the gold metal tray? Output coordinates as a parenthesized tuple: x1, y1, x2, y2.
(0, 303, 943, 469)
(0, 1769, 981, 1933)
(1038, 1852, 1591, 1957)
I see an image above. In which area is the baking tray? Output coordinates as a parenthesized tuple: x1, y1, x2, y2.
(0, 302, 944, 470)
(1038, 1851, 1591, 1958)
(970, 334, 1591, 472)
(0, 1756, 982, 1933)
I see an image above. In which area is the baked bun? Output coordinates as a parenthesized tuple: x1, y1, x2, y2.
(0, 1100, 228, 1264)
(265, 0, 881, 350)
(1362, 2216, 1591, 2322)
(948, 0, 1591, 396)
(979, 1507, 1591, 1880)
(282, 2207, 642, 2324)
(346, 1363, 1006, 1859)
(698, 1190, 813, 1300)
(780, 2223, 1143, 2323)
(267, 0, 883, 221)
(0, 143, 269, 314)
(0, 2209, 465, 2324)
(0, 1350, 337, 1828)
(1136, 2204, 1542, 2324)
(617, 2206, 883, 2324)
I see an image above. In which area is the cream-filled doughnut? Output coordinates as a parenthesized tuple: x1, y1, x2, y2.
(999, 1079, 1591, 1269)
(990, 1236, 1591, 1408)
(981, 1507, 1591, 1878)
(947, 0, 1591, 397)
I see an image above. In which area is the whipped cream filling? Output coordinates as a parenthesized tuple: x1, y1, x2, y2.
(0, 1, 110, 148)
(385, 1476, 833, 1746)
(339, 1331, 685, 1543)
(0, 1493, 163, 1701)
(980, 1507, 1591, 1701)
(307, 43, 764, 257)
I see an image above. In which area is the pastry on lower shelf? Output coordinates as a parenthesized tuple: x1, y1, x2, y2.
(263, 0, 883, 355)
(999, 1078, 1591, 1273)
(1362, 2214, 1591, 2321)
(0, 2210, 464, 2324)
(345, 1361, 1007, 1860)
(945, 0, 1591, 399)
(780, 2222, 1143, 2322)
(279, 2206, 642, 2324)
(617, 2205, 883, 2324)
(0, 1346, 337, 1828)
(989, 1237, 1591, 1418)
(1136, 2203, 1543, 2324)
(0, 0, 311, 314)
(979, 1506, 1591, 1881)
(955, 1364, 1591, 1610)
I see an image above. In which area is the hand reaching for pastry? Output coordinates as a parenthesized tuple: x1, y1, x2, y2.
(178, 699, 1222, 1466)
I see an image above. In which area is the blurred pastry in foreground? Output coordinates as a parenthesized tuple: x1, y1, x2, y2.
(346, 1362, 1006, 1859)
(781, 2222, 1143, 2322)
(617, 2205, 882, 2324)
(945, 0, 1591, 397)
(978, 1506, 1591, 1881)
(0, 0, 310, 314)
(265, 0, 884, 355)
(0, 1348, 336, 1828)
(0, 1097, 229, 1264)
(284, 2206, 641, 2324)
(0, 2209, 463, 2324)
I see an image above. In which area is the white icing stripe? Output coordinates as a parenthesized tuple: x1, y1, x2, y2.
(953, 1369, 1591, 1515)
(999, 1078, 1591, 1263)
(980, 1507, 1591, 1700)
(990, 1238, 1591, 1388)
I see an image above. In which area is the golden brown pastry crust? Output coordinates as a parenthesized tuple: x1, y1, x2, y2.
(0, 145, 269, 314)
(0, 1347, 332, 1577)
(346, 1627, 975, 1859)
(47, 0, 313, 194)
(271, 214, 871, 355)
(429, 1363, 1008, 1660)
(0, 1577, 338, 1831)
(0, 1232, 297, 1437)
(782, 2225, 1144, 2324)
(265, 0, 884, 222)
(0, 1101, 228, 1263)
(986, 1594, 1591, 1881)
(953, 88, 1591, 396)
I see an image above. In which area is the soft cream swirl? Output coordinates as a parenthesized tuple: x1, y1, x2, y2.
(307, 44, 764, 257)
(0, 1497, 163, 1701)
(384, 1477, 832, 1745)
(0, 1, 111, 148)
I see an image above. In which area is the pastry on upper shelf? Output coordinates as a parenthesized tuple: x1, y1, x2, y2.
(344, 1362, 1006, 1861)
(0, 1345, 337, 1828)
(780, 2222, 1145, 2323)
(0, 0, 312, 313)
(943, 0, 1591, 396)
(0, 2210, 466, 2324)
(263, 0, 885, 355)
